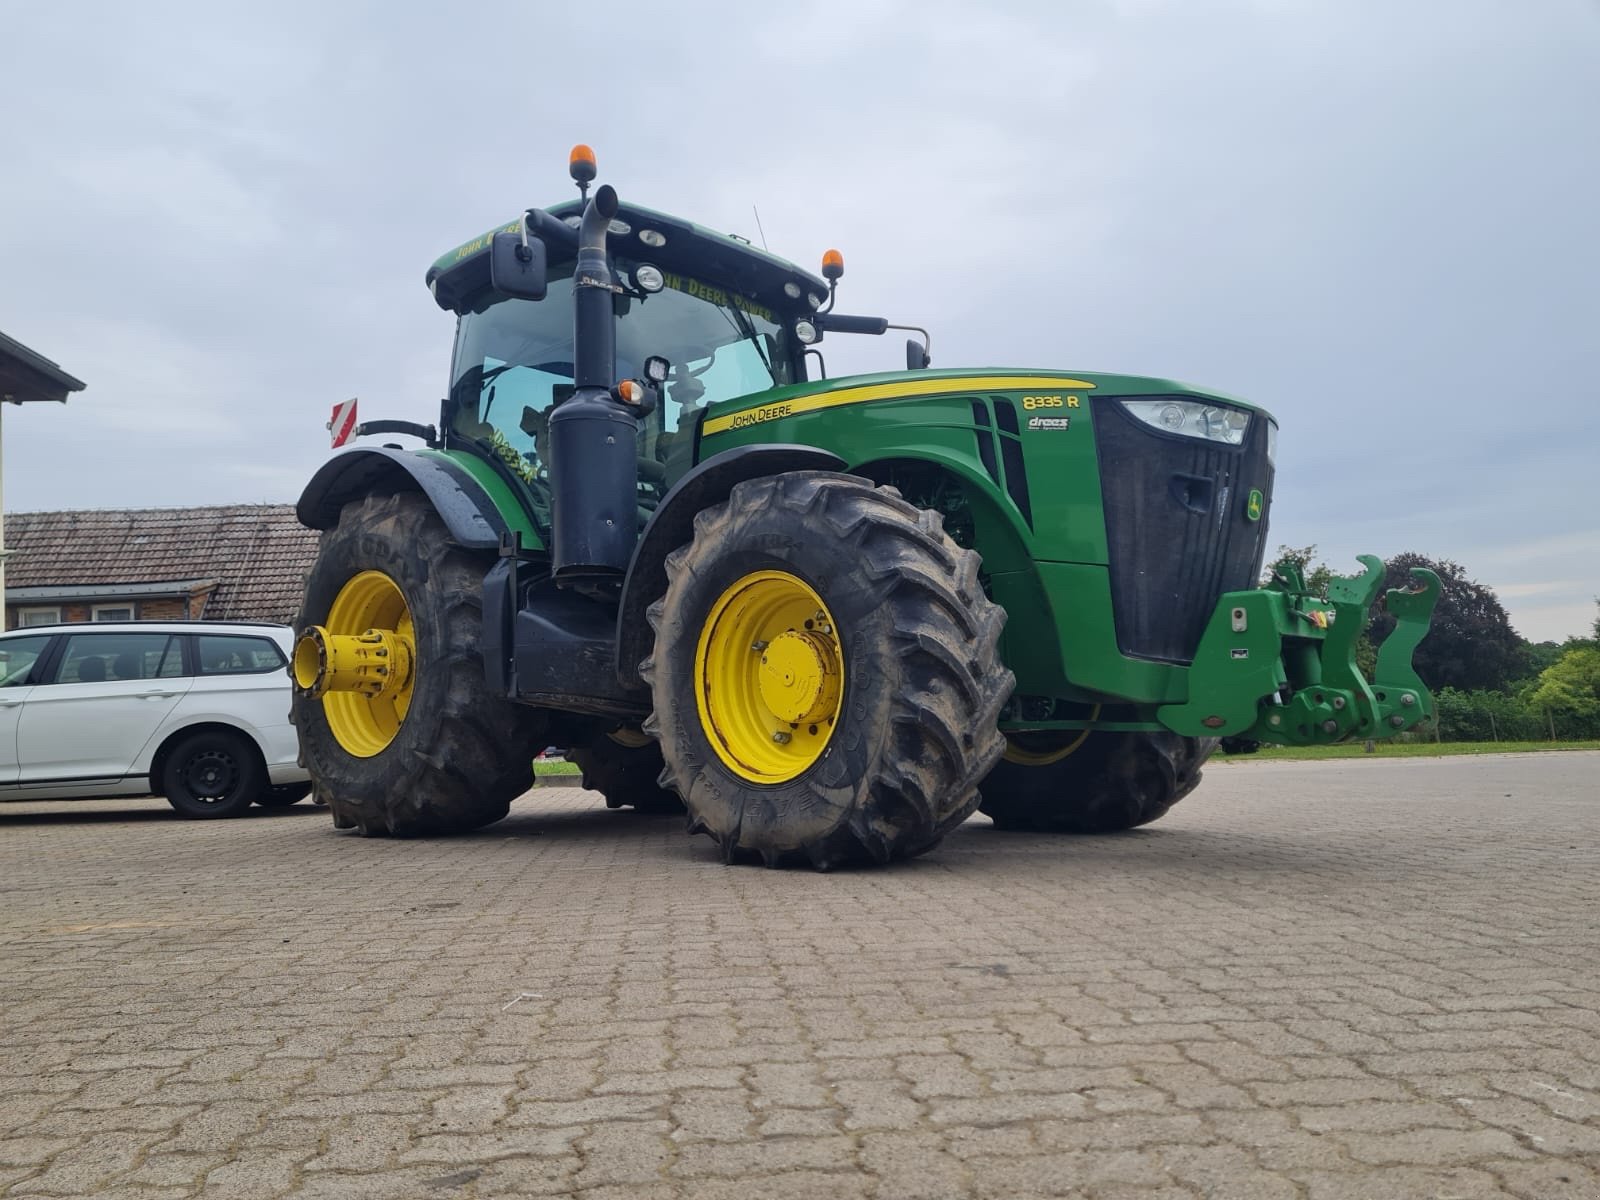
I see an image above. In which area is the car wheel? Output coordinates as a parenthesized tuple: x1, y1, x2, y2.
(256, 782, 313, 808)
(162, 730, 264, 819)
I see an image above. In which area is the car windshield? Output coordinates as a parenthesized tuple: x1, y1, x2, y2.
(448, 262, 797, 501)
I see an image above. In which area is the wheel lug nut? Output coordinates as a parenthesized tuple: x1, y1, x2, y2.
(772, 731, 791, 744)
(751, 640, 768, 651)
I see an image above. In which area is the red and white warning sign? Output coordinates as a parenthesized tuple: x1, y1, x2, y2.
(327, 398, 359, 448)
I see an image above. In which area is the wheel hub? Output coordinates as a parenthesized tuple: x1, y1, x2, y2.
(299, 570, 416, 758)
(185, 750, 236, 801)
(294, 625, 414, 701)
(695, 570, 845, 784)
(758, 631, 841, 725)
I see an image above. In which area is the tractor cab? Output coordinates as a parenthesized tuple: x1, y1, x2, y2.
(427, 194, 829, 534)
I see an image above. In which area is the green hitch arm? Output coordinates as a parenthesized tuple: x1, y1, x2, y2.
(1159, 555, 1440, 747)
(1373, 565, 1442, 723)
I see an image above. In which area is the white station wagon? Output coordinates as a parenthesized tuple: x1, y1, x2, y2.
(0, 621, 310, 818)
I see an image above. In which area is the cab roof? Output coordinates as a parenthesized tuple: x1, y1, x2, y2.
(426, 199, 829, 318)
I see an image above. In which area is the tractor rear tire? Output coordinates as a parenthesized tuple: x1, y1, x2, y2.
(978, 731, 1217, 833)
(569, 732, 684, 813)
(292, 491, 547, 836)
(643, 472, 1013, 869)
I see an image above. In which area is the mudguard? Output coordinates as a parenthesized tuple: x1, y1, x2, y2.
(614, 444, 848, 689)
(296, 447, 509, 550)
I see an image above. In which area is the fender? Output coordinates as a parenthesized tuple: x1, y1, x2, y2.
(614, 444, 848, 689)
(296, 447, 508, 550)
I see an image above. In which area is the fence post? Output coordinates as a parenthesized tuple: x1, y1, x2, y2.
(1489, 712, 1498, 742)
(1549, 709, 1557, 742)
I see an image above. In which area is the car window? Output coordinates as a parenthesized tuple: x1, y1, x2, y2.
(196, 635, 287, 675)
(56, 633, 180, 684)
(0, 636, 53, 687)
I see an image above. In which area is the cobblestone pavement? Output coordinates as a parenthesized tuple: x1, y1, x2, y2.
(1, 752, 1597, 1199)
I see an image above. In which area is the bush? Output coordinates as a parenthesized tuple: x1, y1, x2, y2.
(1430, 686, 1600, 742)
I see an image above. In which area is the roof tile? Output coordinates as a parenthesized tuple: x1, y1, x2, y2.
(6, 505, 322, 624)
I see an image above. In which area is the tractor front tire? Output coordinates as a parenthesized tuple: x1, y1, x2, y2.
(978, 731, 1217, 833)
(568, 732, 684, 813)
(292, 491, 547, 836)
(643, 472, 1013, 869)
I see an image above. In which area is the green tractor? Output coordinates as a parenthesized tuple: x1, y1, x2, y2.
(290, 146, 1439, 869)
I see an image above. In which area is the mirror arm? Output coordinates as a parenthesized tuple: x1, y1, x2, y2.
(522, 208, 578, 251)
(886, 323, 931, 364)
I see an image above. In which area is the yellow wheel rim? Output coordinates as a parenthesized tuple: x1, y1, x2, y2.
(317, 571, 415, 757)
(1002, 705, 1102, 766)
(694, 570, 844, 784)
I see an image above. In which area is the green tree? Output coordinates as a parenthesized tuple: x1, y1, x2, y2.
(1367, 553, 1525, 692)
(1264, 544, 1334, 594)
(1522, 641, 1565, 677)
(1529, 646, 1600, 720)
(1264, 544, 1373, 676)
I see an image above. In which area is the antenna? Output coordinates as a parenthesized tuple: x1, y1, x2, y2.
(752, 205, 769, 251)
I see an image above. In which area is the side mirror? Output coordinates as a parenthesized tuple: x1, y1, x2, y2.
(489, 230, 547, 301)
(906, 339, 931, 370)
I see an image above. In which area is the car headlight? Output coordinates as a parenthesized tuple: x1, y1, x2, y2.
(1120, 398, 1251, 446)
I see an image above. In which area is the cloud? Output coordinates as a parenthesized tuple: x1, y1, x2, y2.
(1, 0, 1596, 643)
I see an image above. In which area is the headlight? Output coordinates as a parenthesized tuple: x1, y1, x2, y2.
(1120, 398, 1250, 446)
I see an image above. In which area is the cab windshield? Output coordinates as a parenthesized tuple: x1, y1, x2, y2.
(448, 262, 798, 513)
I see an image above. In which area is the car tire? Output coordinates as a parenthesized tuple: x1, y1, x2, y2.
(256, 782, 313, 807)
(162, 729, 265, 819)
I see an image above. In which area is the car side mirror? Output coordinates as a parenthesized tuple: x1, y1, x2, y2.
(906, 339, 931, 370)
(489, 230, 548, 302)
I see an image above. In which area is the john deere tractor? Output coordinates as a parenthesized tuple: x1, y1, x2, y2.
(290, 146, 1438, 869)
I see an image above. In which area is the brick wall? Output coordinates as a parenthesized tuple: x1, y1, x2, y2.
(139, 599, 188, 621)
(5, 586, 215, 629)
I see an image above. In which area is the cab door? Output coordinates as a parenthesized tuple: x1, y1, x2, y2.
(0, 634, 55, 786)
(15, 632, 191, 785)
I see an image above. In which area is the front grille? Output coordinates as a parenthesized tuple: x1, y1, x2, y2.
(1094, 397, 1274, 663)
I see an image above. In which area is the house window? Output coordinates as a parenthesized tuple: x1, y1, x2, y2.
(92, 604, 135, 622)
(17, 607, 61, 628)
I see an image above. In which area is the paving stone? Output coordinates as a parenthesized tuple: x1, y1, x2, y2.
(2, 757, 1597, 1198)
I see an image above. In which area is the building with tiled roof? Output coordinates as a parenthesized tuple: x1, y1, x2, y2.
(1, 329, 84, 600)
(3, 505, 320, 629)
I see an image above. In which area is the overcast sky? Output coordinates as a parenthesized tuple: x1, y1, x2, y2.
(2, 1, 1596, 642)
